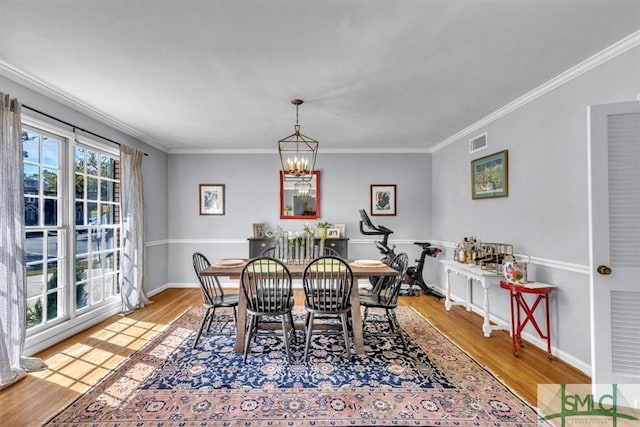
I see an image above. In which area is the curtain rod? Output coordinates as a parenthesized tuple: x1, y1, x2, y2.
(22, 104, 148, 156)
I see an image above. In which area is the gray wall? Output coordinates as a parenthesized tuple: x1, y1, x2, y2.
(167, 152, 432, 284)
(431, 45, 640, 374)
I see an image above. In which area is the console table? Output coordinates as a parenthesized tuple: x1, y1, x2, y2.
(248, 237, 349, 259)
(500, 281, 554, 360)
(440, 259, 509, 337)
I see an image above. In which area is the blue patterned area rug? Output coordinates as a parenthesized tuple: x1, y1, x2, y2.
(44, 306, 539, 426)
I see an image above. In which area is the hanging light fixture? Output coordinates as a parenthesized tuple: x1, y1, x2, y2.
(278, 99, 319, 179)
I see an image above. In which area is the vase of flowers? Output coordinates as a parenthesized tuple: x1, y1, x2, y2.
(317, 221, 331, 241)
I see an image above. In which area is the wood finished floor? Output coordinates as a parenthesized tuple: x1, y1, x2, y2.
(0, 287, 590, 426)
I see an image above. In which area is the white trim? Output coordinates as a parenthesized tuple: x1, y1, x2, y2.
(430, 30, 640, 154)
(168, 147, 431, 155)
(146, 239, 170, 247)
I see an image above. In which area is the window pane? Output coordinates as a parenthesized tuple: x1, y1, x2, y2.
(75, 201, 85, 226)
(86, 152, 98, 176)
(75, 173, 84, 198)
(43, 168, 58, 197)
(76, 283, 88, 309)
(100, 180, 113, 202)
(24, 164, 40, 195)
(26, 297, 43, 328)
(75, 147, 85, 172)
(25, 231, 44, 262)
(43, 198, 57, 226)
(75, 233, 88, 256)
(88, 202, 98, 224)
(24, 198, 39, 226)
(46, 261, 59, 290)
(46, 291, 59, 321)
(22, 131, 40, 163)
(47, 231, 59, 259)
(104, 274, 117, 298)
(26, 264, 44, 299)
(43, 136, 59, 167)
(87, 177, 98, 200)
(101, 155, 114, 179)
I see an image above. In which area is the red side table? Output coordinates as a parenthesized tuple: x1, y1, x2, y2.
(500, 281, 554, 360)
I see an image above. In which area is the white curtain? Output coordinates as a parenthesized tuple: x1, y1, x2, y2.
(119, 145, 149, 314)
(0, 92, 46, 390)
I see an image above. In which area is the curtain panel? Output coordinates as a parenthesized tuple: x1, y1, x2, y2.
(119, 145, 150, 314)
(0, 93, 46, 390)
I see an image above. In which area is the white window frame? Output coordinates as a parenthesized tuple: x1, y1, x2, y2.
(23, 115, 123, 355)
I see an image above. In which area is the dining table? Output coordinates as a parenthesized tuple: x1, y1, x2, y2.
(201, 258, 399, 355)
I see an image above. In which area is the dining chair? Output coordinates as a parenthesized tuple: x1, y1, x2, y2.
(240, 257, 296, 364)
(360, 252, 410, 350)
(358, 253, 402, 297)
(192, 252, 240, 349)
(302, 255, 354, 362)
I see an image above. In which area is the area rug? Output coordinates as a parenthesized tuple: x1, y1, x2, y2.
(44, 306, 540, 426)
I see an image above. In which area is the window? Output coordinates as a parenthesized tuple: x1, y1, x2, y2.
(23, 123, 121, 334)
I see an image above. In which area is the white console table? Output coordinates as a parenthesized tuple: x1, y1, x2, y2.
(441, 259, 509, 337)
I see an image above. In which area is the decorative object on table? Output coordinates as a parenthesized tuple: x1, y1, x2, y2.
(199, 183, 225, 215)
(252, 223, 266, 238)
(502, 254, 530, 284)
(370, 184, 396, 216)
(476, 242, 514, 273)
(334, 223, 345, 237)
(326, 228, 340, 238)
(277, 99, 319, 180)
(44, 306, 540, 426)
(471, 149, 508, 199)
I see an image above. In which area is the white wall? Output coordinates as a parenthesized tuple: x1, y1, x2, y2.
(431, 45, 640, 374)
(167, 152, 432, 285)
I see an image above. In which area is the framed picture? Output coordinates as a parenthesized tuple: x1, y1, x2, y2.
(370, 184, 396, 216)
(334, 224, 345, 237)
(326, 228, 340, 238)
(252, 223, 266, 238)
(199, 184, 225, 215)
(471, 150, 509, 199)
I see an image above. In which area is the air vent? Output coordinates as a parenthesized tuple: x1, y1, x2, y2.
(469, 133, 487, 153)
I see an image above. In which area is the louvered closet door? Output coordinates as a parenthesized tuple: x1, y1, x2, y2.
(589, 101, 640, 403)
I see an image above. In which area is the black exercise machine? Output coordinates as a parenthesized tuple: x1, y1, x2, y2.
(359, 209, 443, 299)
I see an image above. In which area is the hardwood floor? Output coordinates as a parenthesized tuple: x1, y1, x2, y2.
(0, 287, 590, 426)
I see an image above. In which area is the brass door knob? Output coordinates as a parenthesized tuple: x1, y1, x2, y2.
(597, 265, 612, 275)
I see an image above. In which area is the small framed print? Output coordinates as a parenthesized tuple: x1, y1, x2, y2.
(199, 184, 225, 215)
(471, 150, 508, 199)
(252, 223, 266, 238)
(326, 228, 340, 238)
(334, 224, 345, 237)
(370, 184, 396, 216)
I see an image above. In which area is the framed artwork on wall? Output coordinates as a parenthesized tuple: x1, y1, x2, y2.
(199, 184, 225, 215)
(471, 150, 508, 199)
(370, 184, 396, 216)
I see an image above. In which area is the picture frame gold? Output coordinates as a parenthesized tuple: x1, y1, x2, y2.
(252, 223, 266, 238)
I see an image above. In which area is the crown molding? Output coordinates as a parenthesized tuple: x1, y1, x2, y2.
(0, 60, 169, 153)
(430, 30, 640, 154)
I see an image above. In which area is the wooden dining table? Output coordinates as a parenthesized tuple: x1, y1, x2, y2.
(201, 259, 399, 355)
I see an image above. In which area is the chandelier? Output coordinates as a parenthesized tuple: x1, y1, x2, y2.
(278, 99, 319, 179)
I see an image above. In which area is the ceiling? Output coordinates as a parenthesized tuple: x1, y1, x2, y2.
(1, 1, 639, 153)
